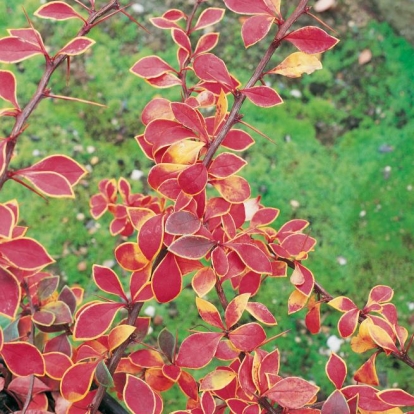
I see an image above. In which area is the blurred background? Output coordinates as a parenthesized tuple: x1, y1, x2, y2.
(1, 0, 413, 408)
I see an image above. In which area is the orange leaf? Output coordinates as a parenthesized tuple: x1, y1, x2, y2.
(353, 352, 379, 386)
(268, 52, 322, 78)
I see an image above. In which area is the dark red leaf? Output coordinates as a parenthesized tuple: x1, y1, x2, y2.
(165, 210, 201, 235)
(169, 235, 215, 260)
(73, 301, 124, 340)
(0, 237, 54, 270)
(178, 164, 208, 195)
(265, 376, 319, 409)
(326, 353, 347, 389)
(176, 332, 223, 369)
(321, 390, 350, 414)
(222, 129, 255, 151)
(92, 265, 127, 301)
(152, 252, 182, 303)
(242, 86, 283, 107)
(285, 26, 339, 54)
(138, 214, 164, 260)
(209, 152, 247, 178)
(1, 341, 45, 377)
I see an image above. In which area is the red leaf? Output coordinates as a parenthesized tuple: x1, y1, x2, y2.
(222, 129, 255, 151)
(192, 267, 216, 297)
(57, 37, 95, 56)
(285, 26, 339, 54)
(176, 332, 223, 369)
(22, 155, 87, 185)
(61, 361, 98, 402)
(169, 235, 215, 260)
(177, 371, 199, 401)
(321, 390, 350, 414)
(242, 86, 283, 107)
(150, 17, 181, 30)
(223, 0, 272, 15)
(44, 352, 73, 380)
(211, 245, 229, 277)
(178, 163, 208, 195)
(226, 242, 272, 274)
(166, 211, 201, 235)
(265, 376, 319, 409)
(367, 285, 394, 304)
(130, 56, 176, 79)
(342, 385, 394, 412)
(225, 293, 250, 328)
(0, 267, 21, 319)
(200, 370, 236, 392)
(34, 1, 84, 21)
(281, 233, 317, 258)
(115, 242, 149, 271)
(73, 301, 124, 340)
(337, 308, 360, 338)
(326, 353, 347, 389)
(0, 203, 14, 239)
(209, 153, 247, 178)
(124, 374, 157, 414)
(305, 300, 321, 334)
(193, 8, 225, 31)
(0, 140, 7, 176)
(0, 37, 43, 63)
(378, 389, 414, 407)
(172, 29, 191, 53)
(246, 302, 277, 325)
(152, 252, 183, 303)
(92, 265, 127, 301)
(145, 73, 182, 88)
(242, 15, 274, 48)
(0, 237, 54, 270)
(196, 297, 225, 330)
(0, 70, 19, 109)
(14, 170, 74, 197)
(193, 54, 234, 88)
(171, 102, 208, 140)
(1, 341, 45, 376)
(138, 214, 164, 260)
(250, 207, 279, 227)
(8, 28, 45, 48)
(211, 175, 251, 203)
(194, 33, 220, 57)
(229, 323, 266, 351)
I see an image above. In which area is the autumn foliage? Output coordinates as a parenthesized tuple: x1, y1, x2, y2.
(0, 0, 413, 413)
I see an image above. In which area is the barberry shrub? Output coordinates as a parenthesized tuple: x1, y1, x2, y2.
(0, 0, 413, 413)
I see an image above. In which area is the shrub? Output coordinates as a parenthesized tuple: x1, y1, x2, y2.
(0, 0, 413, 413)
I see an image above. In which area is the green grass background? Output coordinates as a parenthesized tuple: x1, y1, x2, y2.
(1, 0, 414, 409)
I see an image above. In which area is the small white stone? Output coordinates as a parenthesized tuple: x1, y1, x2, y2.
(32, 149, 41, 157)
(290, 89, 302, 98)
(337, 256, 347, 266)
(131, 3, 144, 13)
(407, 185, 412, 191)
(76, 213, 85, 221)
(144, 306, 156, 317)
(327, 335, 344, 353)
(408, 302, 414, 311)
(103, 260, 116, 268)
(359, 210, 366, 218)
(131, 169, 144, 181)
(290, 199, 300, 208)
(86, 145, 96, 154)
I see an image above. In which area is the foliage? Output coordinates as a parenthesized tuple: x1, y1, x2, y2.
(0, 0, 413, 413)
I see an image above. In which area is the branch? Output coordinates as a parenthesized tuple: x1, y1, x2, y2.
(90, 302, 144, 414)
(202, 0, 310, 168)
(0, 0, 122, 192)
